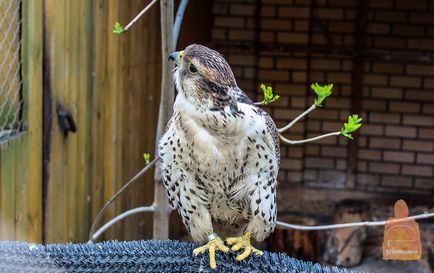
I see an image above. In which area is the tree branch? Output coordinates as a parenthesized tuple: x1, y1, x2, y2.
(123, 0, 159, 33)
(90, 205, 156, 242)
(277, 211, 434, 230)
(279, 131, 341, 145)
(173, 0, 189, 46)
(88, 157, 160, 240)
(278, 104, 316, 133)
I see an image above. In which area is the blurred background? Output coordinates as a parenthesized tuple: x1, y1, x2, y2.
(0, 0, 433, 272)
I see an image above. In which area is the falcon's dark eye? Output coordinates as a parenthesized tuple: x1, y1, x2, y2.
(189, 63, 197, 74)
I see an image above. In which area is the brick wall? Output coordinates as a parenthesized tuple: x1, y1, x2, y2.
(211, 0, 434, 196)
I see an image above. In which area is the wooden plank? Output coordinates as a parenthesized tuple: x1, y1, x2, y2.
(21, 0, 43, 243)
(15, 134, 29, 241)
(0, 138, 17, 240)
(75, 0, 92, 243)
(90, 0, 108, 241)
(64, 0, 79, 243)
(44, 0, 68, 243)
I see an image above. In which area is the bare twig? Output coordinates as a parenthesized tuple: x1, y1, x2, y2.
(278, 104, 316, 133)
(277, 211, 434, 231)
(173, 0, 189, 46)
(279, 131, 341, 145)
(123, 0, 159, 33)
(90, 205, 156, 242)
(88, 157, 160, 240)
(254, 101, 265, 106)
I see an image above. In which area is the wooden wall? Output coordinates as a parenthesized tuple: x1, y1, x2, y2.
(43, 0, 161, 243)
(0, 0, 162, 243)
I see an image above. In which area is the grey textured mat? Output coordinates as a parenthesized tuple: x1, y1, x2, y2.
(0, 240, 366, 272)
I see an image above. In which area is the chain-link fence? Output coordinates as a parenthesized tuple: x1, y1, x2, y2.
(0, 0, 23, 141)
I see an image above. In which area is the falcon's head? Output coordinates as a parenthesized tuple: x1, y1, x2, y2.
(169, 44, 237, 109)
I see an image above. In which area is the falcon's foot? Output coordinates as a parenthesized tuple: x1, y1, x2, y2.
(226, 232, 263, 261)
(193, 233, 229, 269)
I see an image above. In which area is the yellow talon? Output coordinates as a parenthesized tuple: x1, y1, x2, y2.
(226, 232, 263, 261)
(193, 235, 229, 269)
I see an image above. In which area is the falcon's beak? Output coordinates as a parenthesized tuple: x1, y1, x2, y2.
(168, 50, 183, 66)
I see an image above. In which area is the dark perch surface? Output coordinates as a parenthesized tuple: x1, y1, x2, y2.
(0, 240, 367, 273)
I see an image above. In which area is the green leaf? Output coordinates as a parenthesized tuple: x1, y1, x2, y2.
(113, 21, 124, 35)
(340, 114, 363, 140)
(311, 83, 333, 107)
(259, 84, 280, 105)
(143, 153, 151, 165)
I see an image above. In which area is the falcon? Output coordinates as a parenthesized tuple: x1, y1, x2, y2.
(158, 44, 280, 269)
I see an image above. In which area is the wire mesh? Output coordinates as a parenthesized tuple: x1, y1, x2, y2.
(0, 0, 23, 141)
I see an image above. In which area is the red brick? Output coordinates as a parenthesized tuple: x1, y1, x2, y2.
(292, 72, 307, 82)
(369, 113, 401, 124)
(230, 4, 255, 16)
(370, 137, 401, 149)
(258, 57, 273, 68)
(328, 72, 351, 84)
(281, 159, 303, 170)
(424, 79, 434, 89)
(229, 30, 255, 41)
(381, 176, 413, 187)
(364, 74, 388, 85)
(422, 103, 434, 114)
(336, 159, 347, 170)
(316, 9, 344, 19)
(403, 140, 434, 152)
(369, 162, 400, 174)
(390, 76, 422, 88)
(395, 0, 428, 10)
(259, 70, 289, 81)
(385, 126, 417, 138)
(392, 25, 425, 36)
(358, 149, 382, 160)
(321, 146, 347, 158)
(213, 3, 229, 15)
(375, 11, 407, 22)
(274, 109, 301, 120)
(360, 124, 383, 136)
(294, 20, 310, 31)
(318, 170, 346, 183)
(414, 178, 434, 190)
(261, 6, 276, 17)
(409, 39, 434, 51)
(407, 65, 434, 76)
(278, 7, 310, 18)
(303, 170, 317, 180)
(310, 110, 339, 120)
(367, 23, 390, 34)
(357, 174, 380, 186)
(288, 171, 303, 183)
(403, 115, 434, 127)
(357, 161, 367, 172)
(278, 33, 309, 44)
(362, 99, 387, 111)
(417, 154, 434, 165)
(311, 59, 341, 70)
(372, 63, 404, 74)
(384, 151, 415, 163)
(261, 19, 292, 30)
(389, 102, 421, 113)
(214, 17, 244, 28)
(409, 12, 434, 24)
(374, 37, 407, 49)
(402, 165, 433, 176)
(305, 157, 334, 169)
(419, 128, 434, 140)
(405, 90, 434, 102)
(276, 59, 307, 69)
(260, 31, 275, 42)
(371, 87, 403, 99)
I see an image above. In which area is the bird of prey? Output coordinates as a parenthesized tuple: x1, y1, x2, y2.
(159, 44, 280, 269)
